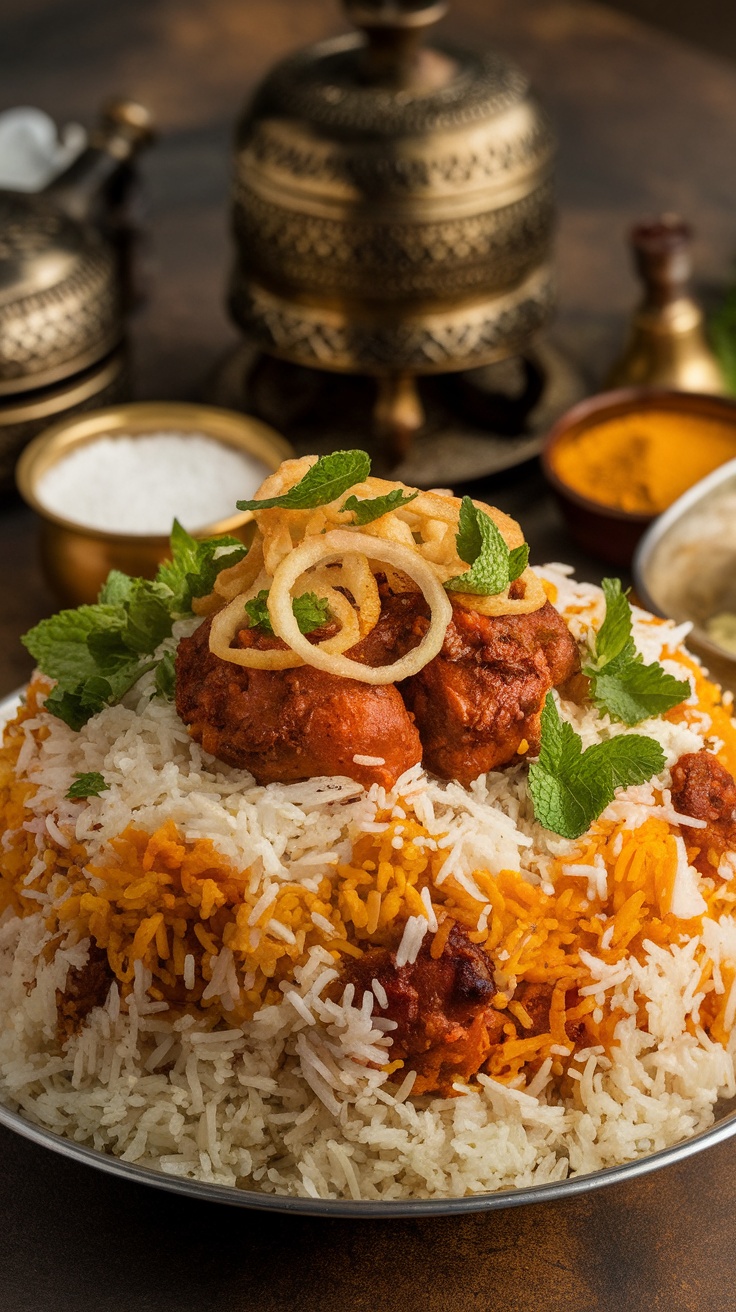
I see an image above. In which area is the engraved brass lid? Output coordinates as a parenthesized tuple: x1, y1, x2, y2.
(0, 100, 153, 398)
(230, 0, 556, 377)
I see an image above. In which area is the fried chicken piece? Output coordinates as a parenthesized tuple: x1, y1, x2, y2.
(340, 924, 503, 1094)
(671, 750, 736, 877)
(175, 612, 422, 789)
(401, 599, 580, 785)
(56, 943, 114, 1038)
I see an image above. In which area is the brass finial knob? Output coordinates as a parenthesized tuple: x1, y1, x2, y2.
(93, 99, 156, 156)
(343, 1, 448, 29)
(342, 0, 451, 88)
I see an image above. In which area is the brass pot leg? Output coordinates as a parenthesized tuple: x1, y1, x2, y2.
(374, 372, 424, 466)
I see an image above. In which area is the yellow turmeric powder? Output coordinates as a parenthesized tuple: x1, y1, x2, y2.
(551, 411, 736, 514)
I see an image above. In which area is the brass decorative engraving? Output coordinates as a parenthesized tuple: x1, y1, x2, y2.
(0, 99, 153, 399)
(230, 17, 555, 382)
(0, 196, 120, 394)
(231, 264, 554, 374)
(228, 0, 558, 450)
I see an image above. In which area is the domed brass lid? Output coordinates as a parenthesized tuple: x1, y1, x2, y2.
(0, 100, 153, 398)
(0, 193, 120, 396)
(230, 0, 556, 376)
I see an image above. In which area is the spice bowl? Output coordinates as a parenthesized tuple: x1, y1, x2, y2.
(542, 388, 736, 567)
(16, 401, 293, 605)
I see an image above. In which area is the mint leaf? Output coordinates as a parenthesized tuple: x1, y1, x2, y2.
(445, 497, 529, 596)
(245, 589, 332, 636)
(342, 487, 418, 524)
(156, 520, 246, 615)
(66, 772, 109, 800)
(236, 451, 371, 512)
(244, 590, 272, 633)
(528, 694, 666, 839)
(154, 651, 176, 700)
(590, 660, 691, 727)
(589, 578, 635, 670)
(22, 606, 127, 688)
(584, 577, 689, 725)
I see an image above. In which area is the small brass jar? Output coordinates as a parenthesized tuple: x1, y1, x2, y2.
(229, 0, 556, 455)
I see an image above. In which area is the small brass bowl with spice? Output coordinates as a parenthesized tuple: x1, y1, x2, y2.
(16, 401, 293, 605)
(542, 388, 736, 566)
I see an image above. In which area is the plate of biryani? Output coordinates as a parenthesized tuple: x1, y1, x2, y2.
(2, 448, 736, 1216)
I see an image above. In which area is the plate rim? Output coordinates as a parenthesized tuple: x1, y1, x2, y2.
(2, 685, 736, 1216)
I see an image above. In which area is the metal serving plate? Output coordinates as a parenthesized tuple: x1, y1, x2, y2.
(2, 690, 736, 1216)
(633, 456, 736, 694)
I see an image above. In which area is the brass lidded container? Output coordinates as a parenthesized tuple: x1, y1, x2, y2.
(229, 0, 556, 451)
(0, 100, 154, 488)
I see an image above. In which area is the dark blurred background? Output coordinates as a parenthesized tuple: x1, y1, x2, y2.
(604, 0, 736, 61)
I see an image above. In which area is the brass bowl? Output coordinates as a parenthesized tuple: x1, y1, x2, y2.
(541, 388, 736, 567)
(16, 401, 293, 606)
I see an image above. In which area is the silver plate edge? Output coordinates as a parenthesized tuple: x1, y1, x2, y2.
(2, 687, 736, 1217)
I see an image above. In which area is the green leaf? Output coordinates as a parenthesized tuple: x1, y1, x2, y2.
(66, 772, 109, 800)
(22, 606, 122, 689)
(589, 578, 635, 670)
(589, 659, 691, 726)
(444, 497, 529, 596)
(156, 520, 246, 615)
(342, 487, 418, 524)
(710, 282, 736, 394)
(236, 451, 371, 512)
(527, 694, 666, 840)
(154, 651, 176, 700)
(244, 589, 332, 636)
(584, 577, 690, 725)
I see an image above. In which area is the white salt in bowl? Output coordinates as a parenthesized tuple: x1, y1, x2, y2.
(16, 402, 293, 605)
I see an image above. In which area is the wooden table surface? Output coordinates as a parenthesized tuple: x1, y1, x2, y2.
(2, 2, 736, 1309)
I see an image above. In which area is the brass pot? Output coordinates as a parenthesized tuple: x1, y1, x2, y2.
(0, 100, 153, 486)
(229, 0, 556, 384)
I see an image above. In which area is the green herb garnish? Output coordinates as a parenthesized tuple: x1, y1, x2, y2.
(527, 693, 666, 840)
(156, 519, 246, 614)
(583, 578, 690, 726)
(237, 450, 371, 512)
(22, 522, 246, 731)
(244, 589, 332, 636)
(342, 487, 419, 524)
(154, 651, 177, 700)
(66, 771, 109, 800)
(444, 497, 529, 596)
(710, 281, 736, 394)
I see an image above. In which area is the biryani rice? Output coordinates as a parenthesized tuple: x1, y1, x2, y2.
(1, 566, 736, 1199)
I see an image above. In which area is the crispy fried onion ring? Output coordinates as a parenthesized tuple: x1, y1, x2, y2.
(209, 568, 361, 670)
(266, 530, 452, 685)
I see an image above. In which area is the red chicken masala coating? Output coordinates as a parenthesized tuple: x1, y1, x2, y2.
(401, 597, 581, 785)
(340, 924, 587, 1095)
(671, 750, 736, 878)
(175, 614, 422, 789)
(175, 591, 579, 789)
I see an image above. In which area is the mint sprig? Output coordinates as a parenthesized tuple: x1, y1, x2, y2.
(528, 694, 666, 840)
(66, 772, 109, 800)
(156, 519, 246, 614)
(444, 497, 529, 596)
(22, 521, 246, 731)
(584, 578, 689, 726)
(342, 488, 418, 524)
(245, 589, 332, 636)
(237, 450, 371, 512)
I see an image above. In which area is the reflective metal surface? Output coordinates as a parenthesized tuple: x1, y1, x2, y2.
(633, 456, 736, 692)
(1, 686, 736, 1215)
